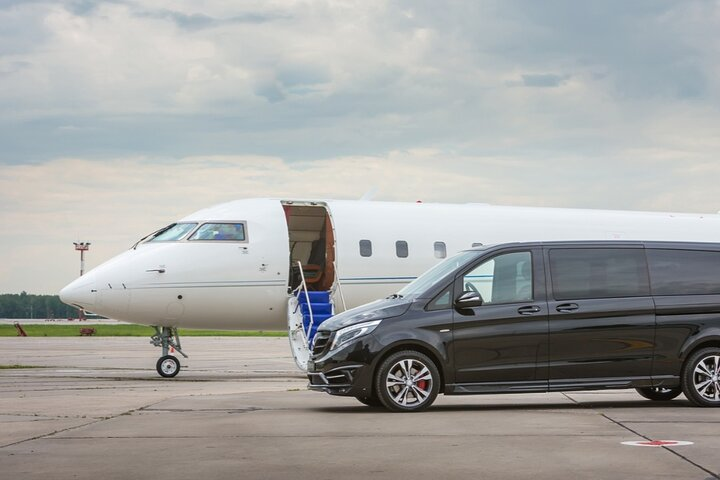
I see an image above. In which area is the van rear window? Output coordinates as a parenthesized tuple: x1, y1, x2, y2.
(647, 249, 720, 296)
(549, 248, 650, 300)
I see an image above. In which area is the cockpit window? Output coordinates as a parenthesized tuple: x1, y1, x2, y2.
(189, 223, 246, 241)
(148, 223, 198, 242)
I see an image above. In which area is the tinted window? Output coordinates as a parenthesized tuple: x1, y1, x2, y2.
(434, 242, 447, 259)
(549, 248, 650, 300)
(647, 249, 720, 295)
(426, 285, 452, 311)
(149, 223, 197, 242)
(463, 251, 532, 304)
(189, 223, 245, 241)
(359, 240, 372, 257)
(396, 241, 408, 258)
(398, 251, 478, 297)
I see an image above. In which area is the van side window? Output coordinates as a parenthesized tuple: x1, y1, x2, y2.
(463, 251, 532, 304)
(426, 284, 452, 311)
(359, 240, 372, 257)
(434, 242, 447, 259)
(396, 241, 409, 258)
(549, 248, 650, 300)
(647, 249, 720, 295)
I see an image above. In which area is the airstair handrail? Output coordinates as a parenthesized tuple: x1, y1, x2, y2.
(332, 260, 348, 312)
(294, 261, 314, 338)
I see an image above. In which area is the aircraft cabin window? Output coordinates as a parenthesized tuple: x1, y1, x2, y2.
(149, 223, 198, 242)
(359, 240, 372, 257)
(434, 242, 447, 259)
(189, 223, 246, 241)
(396, 241, 409, 258)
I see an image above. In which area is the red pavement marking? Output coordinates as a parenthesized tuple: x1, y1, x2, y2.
(621, 440, 694, 447)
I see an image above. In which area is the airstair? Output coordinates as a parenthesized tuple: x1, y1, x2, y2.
(288, 262, 346, 371)
(298, 290, 333, 344)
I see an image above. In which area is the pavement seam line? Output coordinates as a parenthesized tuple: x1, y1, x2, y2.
(0, 396, 176, 450)
(602, 414, 719, 480)
(0, 418, 105, 449)
(561, 393, 720, 480)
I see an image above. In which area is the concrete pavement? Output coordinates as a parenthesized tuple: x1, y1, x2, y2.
(1, 337, 717, 479)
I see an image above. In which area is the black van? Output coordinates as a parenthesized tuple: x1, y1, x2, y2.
(308, 241, 720, 412)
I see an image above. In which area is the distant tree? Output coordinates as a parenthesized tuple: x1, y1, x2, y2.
(0, 293, 94, 319)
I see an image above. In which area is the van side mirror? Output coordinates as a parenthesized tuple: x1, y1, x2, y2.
(455, 291, 484, 309)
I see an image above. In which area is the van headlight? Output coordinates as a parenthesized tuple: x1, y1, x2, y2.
(329, 320, 381, 352)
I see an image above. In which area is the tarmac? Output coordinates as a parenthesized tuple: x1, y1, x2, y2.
(0, 337, 718, 480)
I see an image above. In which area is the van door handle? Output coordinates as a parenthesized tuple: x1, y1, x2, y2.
(517, 305, 541, 315)
(556, 303, 578, 313)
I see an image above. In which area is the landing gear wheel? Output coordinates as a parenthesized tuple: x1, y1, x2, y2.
(682, 347, 720, 407)
(635, 386, 682, 401)
(355, 393, 383, 407)
(150, 327, 188, 377)
(157, 355, 180, 378)
(375, 350, 440, 412)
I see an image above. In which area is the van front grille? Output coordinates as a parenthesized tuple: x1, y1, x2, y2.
(312, 331, 331, 357)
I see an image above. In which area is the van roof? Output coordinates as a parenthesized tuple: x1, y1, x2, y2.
(465, 240, 720, 252)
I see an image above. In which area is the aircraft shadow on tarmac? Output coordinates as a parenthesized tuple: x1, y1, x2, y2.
(315, 399, 694, 414)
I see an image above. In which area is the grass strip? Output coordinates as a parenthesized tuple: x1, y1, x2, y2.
(0, 324, 286, 337)
(0, 364, 42, 369)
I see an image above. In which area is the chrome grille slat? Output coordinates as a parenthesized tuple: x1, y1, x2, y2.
(312, 331, 331, 357)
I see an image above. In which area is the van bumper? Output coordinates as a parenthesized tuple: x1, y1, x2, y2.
(306, 335, 380, 397)
(307, 364, 370, 396)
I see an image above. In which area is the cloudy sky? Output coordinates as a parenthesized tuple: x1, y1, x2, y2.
(1, 0, 720, 295)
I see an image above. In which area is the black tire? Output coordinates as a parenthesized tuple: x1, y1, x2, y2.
(635, 386, 682, 401)
(355, 393, 383, 407)
(375, 350, 440, 412)
(682, 347, 720, 407)
(157, 355, 180, 378)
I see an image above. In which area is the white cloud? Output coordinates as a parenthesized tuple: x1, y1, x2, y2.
(3, 150, 720, 294)
(1, 1, 720, 294)
(2, 1, 718, 165)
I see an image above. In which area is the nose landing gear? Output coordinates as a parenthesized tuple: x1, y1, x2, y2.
(151, 326, 188, 378)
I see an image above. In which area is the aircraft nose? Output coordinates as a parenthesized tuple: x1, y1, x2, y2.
(59, 272, 97, 310)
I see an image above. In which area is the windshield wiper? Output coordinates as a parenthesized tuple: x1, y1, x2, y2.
(386, 293, 404, 299)
(131, 224, 175, 250)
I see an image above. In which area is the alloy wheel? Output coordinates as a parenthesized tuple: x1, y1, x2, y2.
(692, 354, 720, 402)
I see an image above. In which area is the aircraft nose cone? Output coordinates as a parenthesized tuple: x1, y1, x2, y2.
(59, 272, 97, 310)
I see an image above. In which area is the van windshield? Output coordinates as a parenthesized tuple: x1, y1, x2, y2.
(398, 250, 479, 297)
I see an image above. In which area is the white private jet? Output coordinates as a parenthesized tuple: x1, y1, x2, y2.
(59, 198, 720, 377)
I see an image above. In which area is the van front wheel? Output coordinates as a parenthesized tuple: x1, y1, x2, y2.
(682, 347, 720, 407)
(375, 350, 440, 412)
(635, 386, 681, 401)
